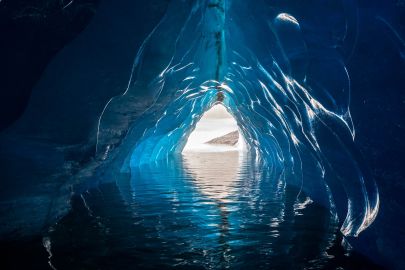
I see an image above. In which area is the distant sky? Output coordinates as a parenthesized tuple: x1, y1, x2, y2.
(183, 104, 244, 152)
(202, 104, 233, 119)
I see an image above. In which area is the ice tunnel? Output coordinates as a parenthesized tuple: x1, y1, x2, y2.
(91, 0, 379, 238)
(3, 0, 402, 269)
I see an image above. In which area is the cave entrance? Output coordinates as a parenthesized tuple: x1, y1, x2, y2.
(182, 103, 245, 152)
(181, 103, 246, 202)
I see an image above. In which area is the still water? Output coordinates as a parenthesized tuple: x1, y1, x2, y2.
(44, 151, 380, 270)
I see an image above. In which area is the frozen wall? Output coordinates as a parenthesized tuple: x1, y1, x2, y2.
(95, 0, 378, 239)
(2, 0, 403, 267)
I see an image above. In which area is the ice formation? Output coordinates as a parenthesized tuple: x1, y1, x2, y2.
(96, 0, 379, 238)
(0, 0, 379, 248)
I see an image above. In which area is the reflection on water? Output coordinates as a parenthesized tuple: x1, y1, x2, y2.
(183, 151, 241, 267)
(182, 151, 242, 201)
(45, 152, 381, 270)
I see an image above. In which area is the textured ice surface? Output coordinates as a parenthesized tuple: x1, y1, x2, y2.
(95, 0, 379, 239)
(0, 0, 384, 264)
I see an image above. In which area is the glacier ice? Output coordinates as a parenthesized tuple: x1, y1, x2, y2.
(95, 0, 378, 238)
(0, 0, 380, 260)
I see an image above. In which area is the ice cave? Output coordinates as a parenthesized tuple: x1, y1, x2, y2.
(0, 0, 404, 269)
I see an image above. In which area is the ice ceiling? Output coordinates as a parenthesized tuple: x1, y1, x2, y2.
(0, 0, 379, 245)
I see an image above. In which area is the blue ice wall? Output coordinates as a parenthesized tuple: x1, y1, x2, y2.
(0, 0, 171, 238)
(93, 0, 378, 240)
(2, 0, 404, 267)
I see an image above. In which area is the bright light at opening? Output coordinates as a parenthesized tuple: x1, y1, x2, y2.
(183, 104, 246, 152)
